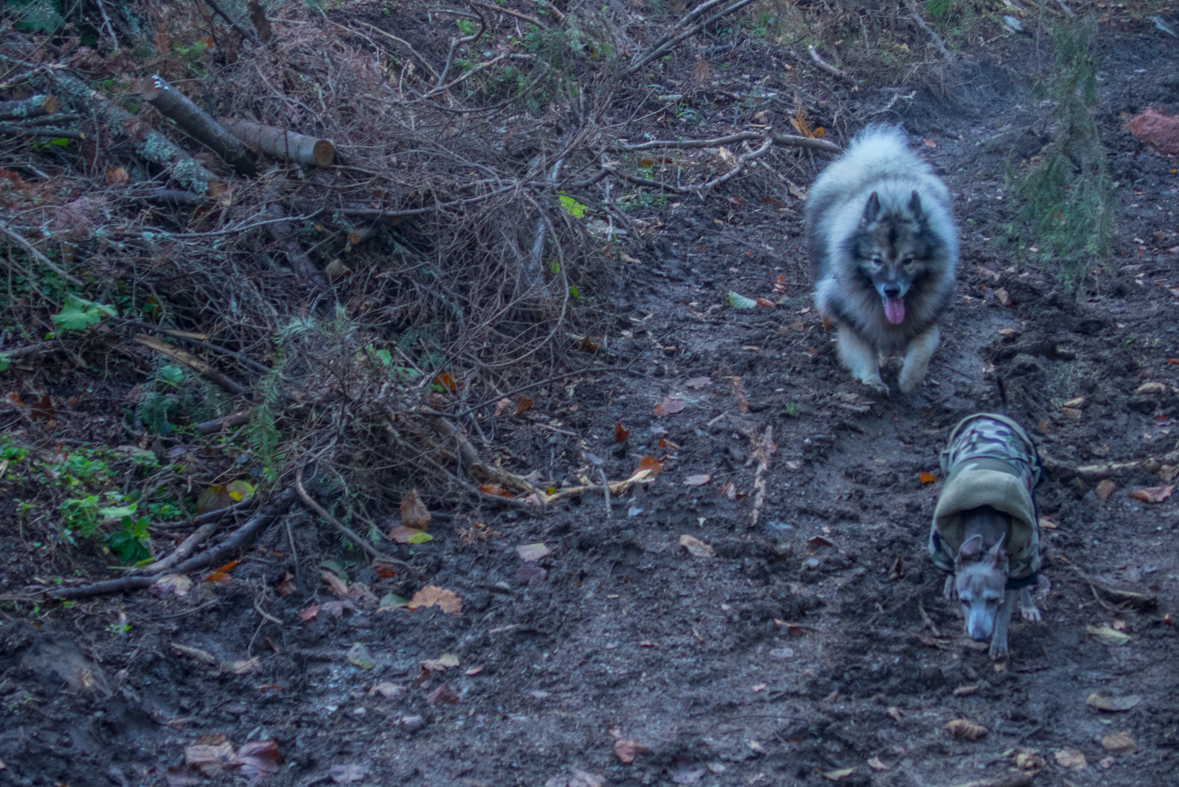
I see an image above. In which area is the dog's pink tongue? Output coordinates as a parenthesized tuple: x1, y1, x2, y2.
(883, 296, 906, 325)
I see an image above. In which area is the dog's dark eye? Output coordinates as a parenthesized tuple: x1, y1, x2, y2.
(902, 257, 914, 267)
(870, 257, 883, 267)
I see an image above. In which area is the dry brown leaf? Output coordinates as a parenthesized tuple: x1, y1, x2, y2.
(185, 741, 238, 777)
(1055, 749, 1087, 771)
(1102, 731, 1137, 754)
(613, 739, 649, 764)
(679, 534, 714, 558)
(994, 287, 1010, 306)
(1157, 465, 1179, 483)
(323, 571, 349, 597)
(1012, 750, 1045, 771)
(945, 719, 987, 740)
(478, 483, 515, 498)
(277, 573, 296, 596)
(1129, 485, 1174, 503)
(494, 398, 512, 416)
(919, 472, 937, 484)
(684, 376, 712, 389)
(298, 605, 319, 621)
(516, 543, 551, 562)
(637, 456, 664, 474)
(732, 376, 749, 413)
(683, 474, 711, 487)
(820, 768, 855, 781)
(515, 396, 534, 416)
(1086, 625, 1132, 646)
(421, 653, 460, 672)
(400, 489, 431, 530)
(756, 297, 776, 309)
(615, 422, 630, 442)
(1095, 479, 1117, 501)
(866, 757, 887, 772)
(1038, 516, 1059, 530)
(807, 536, 834, 549)
(1086, 692, 1140, 712)
(426, 683, 459, 706)
(654, 397, 686, 417)
(1062, 406, 1082, 420)
(887, 707, 905, 723)
(408, 585, 463, 615)
(369, 682, 407, 698)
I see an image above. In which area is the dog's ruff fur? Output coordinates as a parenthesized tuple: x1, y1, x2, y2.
(805, 124, 958, 394)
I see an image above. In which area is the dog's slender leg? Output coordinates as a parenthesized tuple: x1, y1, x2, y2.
(837, 328, 887, 395)
(1018, 586, 1042, 622)
(898, 326, 940, 394)
(989, 587, 1017, 661)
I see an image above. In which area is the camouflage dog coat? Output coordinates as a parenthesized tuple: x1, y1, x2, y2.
(929, 413, 1044, 589)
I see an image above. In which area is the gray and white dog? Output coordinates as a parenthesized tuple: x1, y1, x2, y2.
(805, 125, 958, 395)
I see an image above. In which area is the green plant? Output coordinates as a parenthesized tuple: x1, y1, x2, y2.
(1010, 17, 1115, 290)
(103, 507, 152, 564)
(51, 296, 117, 333)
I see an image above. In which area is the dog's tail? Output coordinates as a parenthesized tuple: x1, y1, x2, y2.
(995, 376, 1009, 415)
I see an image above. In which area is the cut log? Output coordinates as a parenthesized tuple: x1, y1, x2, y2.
(223, 118, 335, 166)
(0, 94, 57, 120)
(139, 75, 257, 176)
(49, 71, 223, 195)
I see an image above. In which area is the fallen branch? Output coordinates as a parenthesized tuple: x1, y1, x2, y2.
(700, 133, 773, 191)
(223, 118, 335, 166)
(808, 45, 851, 80)
(472, 1, 549, 29)
(0, 94, 57, 120)
(0, 221, 84, 285)
(1040, 448, 1179, 480)
(132, 334, 249, 396)
(197, 409, 252, 435)
(49, 70, 223, 194)
(0, 341, 55, 360)
(295, 466, 402, 564)
(948, 774, 1034, 787)
(118, 318, 271, 375)
(0, 122, 84, 139)
(46, 488, 297, 600)
(140, 75, 257, 176)
(263, 202, 331, 292)
(137, 188, 207, 206)
(617, 130, 840, 154)
(138, 521, 219, 575)
(200, 0, 263, 47)
(538, 468, 657, 504)
(906, 0, 952, 61)
(747, 424, 776, 525)
(150, 497, 255, 531)
(625, 0, 760, 77)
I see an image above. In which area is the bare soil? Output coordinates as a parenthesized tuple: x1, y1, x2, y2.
(3, 4, 1179, 787)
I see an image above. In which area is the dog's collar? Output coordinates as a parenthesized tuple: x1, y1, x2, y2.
(1005, 572, 1039, 591)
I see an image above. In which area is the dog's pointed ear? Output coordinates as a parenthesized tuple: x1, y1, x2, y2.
(957, 534, 985, 562)
(987, 534, 1009, 567)
(908, 190, 923, 219)
(862, 191, 881, 223)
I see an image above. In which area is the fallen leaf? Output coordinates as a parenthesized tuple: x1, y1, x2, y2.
(1055, 749, 1087, 771)
(1086, 625, 1132, 647)
(426, 683, 459, 706)
(667, 762, 705, 784)
(1129, 485, 1174, 503)
(515, 564, 548, 585)
(732, 375, 749, 413)
(478, 483, 514, 498)
(1123, 107, 1179, 154)
(465, 666, 483, 676)
(1102, 731, 1137, 753)
(756, 297, 776, 309)
(719, 481, 738, 500)
(807, 535, 834, 549)
(329, 763, 368, 784)
(277, 573, 296, 596)
(994, 287, 1010, 306)
(728, 291, 757, 309)
(514, 396, 534, 416)
(683, 474, 711, 487)
(1062, 406, 1082, 420)
(323, 571, 349, 597)
(421, 653, 460, 672)
(346, 643, 376, 670)
(867, 756, 887, 772)
(654, 397, 686, 417)
(165, 767, 201, 787)
(1087, 691, 1140, 712)
(151, 574, 192, 598)
(919, 472, 937, 484)
(888, 554, 905, 580)
(369, 682, 407, 698)
(615, 422, 630, 442)
(1011, 750, 1045, 771)
(684, 376, 712, 389)
(517, 543, 551, 562)
(679, 534, 714, 558)
(321, 600, 358, 618)
(953, 685, 978, 696)
(433, 372, 460, 391)
(408, 585, 463, 615)
(945, 719, 987, 740)
(614, 739, 649, 763)
(1095, 479, 1117, 501)
(923, 138, 937, 148)
(887, 707, 905, 723)
(238, 740, 280, 781)
(494, 398, 512, 416)
(185, 741, 238, 777)
(1158, 465, 1179, 483)
(400, 489, 431, 530)
(637, 456, 664, 474)
(222, 658, 260, 675)
(1038, 516, 1059, 530)
(298, 605, 320, 621)
(820, 767, 855, 781)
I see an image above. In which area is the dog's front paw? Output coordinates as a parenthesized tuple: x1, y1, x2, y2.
(989, 638, 1009, 662)
(859, 376, 889, 397)
(1020, 605, 1042, 622)
(897, 374, 924, 395)
(1019, 587, 1042, 621)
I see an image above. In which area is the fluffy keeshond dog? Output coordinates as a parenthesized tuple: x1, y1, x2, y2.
(805, 125, 958, 395)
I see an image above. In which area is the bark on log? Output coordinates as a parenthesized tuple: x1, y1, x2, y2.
(46, 488, 297, 600)
(140, 75, 257, 176)
(0, 94, 57, 120)
(223, 118, 335, 166)
(49, 71, 224, 195)
(0, 122, 83, 139)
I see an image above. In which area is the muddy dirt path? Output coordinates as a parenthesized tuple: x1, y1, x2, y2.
(3, 18, 1179, 787)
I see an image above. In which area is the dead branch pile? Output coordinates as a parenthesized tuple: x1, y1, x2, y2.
(0, 0, 849, 599)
